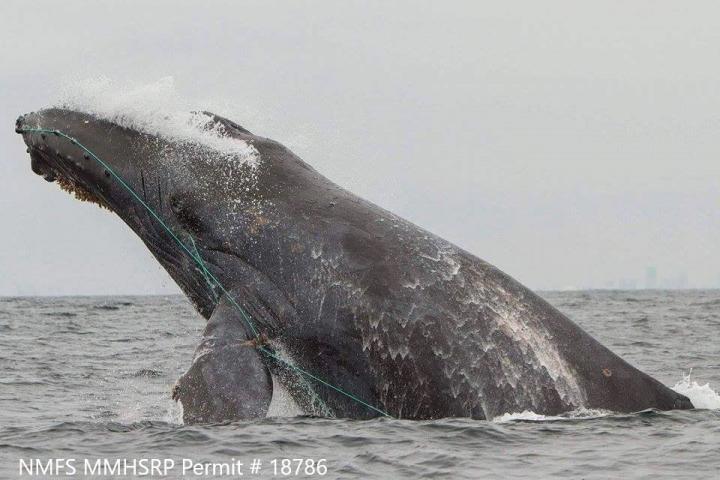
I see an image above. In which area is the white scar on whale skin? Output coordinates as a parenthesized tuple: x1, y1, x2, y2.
(402, 236, 588, 413)
(465, 279, 587, 409)
(429, 236, 587, 409)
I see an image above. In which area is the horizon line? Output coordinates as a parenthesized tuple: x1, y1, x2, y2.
(1, 287, 719, 299)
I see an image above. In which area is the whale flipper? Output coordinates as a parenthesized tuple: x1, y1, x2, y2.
(173, 295, 273, 423)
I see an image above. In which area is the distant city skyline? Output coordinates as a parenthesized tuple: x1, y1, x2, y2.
(599, 266, 692, 291)
(544, 267, 707, 292)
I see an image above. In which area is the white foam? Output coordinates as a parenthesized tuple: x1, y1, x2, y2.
(492, 408, 611, 423)
(672, 372, 720, 410)
(493, 410, 555, 422)
(57, 77, 259, 166)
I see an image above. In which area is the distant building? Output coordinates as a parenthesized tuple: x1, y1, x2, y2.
(645, 266, 657, 289)
(660, 272, 689, 289)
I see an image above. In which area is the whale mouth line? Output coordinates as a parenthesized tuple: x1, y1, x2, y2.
(28, 145, 110, 210)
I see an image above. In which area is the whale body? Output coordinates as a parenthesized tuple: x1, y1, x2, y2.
(16, 108, 693, 422)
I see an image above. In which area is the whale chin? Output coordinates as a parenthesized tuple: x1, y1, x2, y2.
(24, 134, 110, 210)
(34, 151, 109, 209)
(54, 174, 111, 210)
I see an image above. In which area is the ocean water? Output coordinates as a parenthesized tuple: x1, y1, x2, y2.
(0, 290, 718, 479)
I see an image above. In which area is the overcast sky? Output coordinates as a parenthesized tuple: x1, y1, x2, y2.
(1, 1, 718, 295)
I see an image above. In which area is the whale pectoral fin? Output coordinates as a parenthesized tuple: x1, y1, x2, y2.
(174, 298, 273, 424)
(174, 341, 273, 424)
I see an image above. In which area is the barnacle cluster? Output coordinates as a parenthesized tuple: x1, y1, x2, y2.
(55, 174, 110, 210)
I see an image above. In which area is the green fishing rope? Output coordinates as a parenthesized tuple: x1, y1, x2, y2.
(19, 127, 391, 418)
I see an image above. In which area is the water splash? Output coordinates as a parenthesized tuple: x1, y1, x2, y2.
(163, 397, 185, 425)
(492, 408, 611, 423)
(672, 372, 720, 410)
(493, 410, 554, 422)
(57, 76, 259, 166)
(266, 376, 304, 417)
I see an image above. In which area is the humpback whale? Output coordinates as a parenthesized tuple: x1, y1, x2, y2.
(16, 108, 693, 423)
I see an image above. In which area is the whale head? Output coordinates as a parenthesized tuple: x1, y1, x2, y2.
(16, 107, 264, 317)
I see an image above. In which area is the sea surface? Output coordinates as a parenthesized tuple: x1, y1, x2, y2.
(0, 290, 718, 479)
